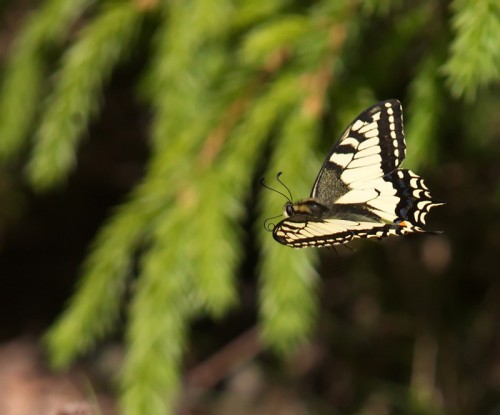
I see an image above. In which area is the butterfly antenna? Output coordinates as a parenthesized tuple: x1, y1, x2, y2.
(260, 177, 292, 203)
(263, 213, 282, 232)
(275, 172, 293, 202)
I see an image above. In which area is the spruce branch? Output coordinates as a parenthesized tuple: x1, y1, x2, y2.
(255, 10, 350, 353)
(444, 0, 500, 99)
(120, 229, 196, 415)
(255, 13, 348, 350)
(28, 2, 142, 189)
(44, 0, 240, 368)
(44, 199, 144, 368)
(112, 75, 313, 414)
(0, 0, 95, 160)
(189, 72, 307, 317)
(405, 52, 446, 169)
(240, 15, 311, 67)
(43, 112, 216, 368)
(145, 0, 234, 151)
(255, 67, 334, 353)
(233, 0, 290, 29)
(258, 103, 320, 354)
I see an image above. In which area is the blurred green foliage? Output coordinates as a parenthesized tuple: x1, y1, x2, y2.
(0, 0, 499, 414)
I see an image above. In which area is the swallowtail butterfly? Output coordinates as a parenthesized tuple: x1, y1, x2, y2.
(271, 99, 443, 248)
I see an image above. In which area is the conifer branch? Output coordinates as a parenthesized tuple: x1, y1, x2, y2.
(256, 59, 338, 354)
(405, 52, 445, 169)
(233, 0, 290, 29)
(45, 0, 239, 370)
(189, 72, 306, 317)
(240, 15, 311, 67)
(256, 14, 347, 353)
(258, 103, 320, 353)
(44, 116, 216, 368)
(28, 2, 142, 189)
(44, 188, 154, 368)
(143, 0, 234, 156)
(117, 2, 242, 412)
(444, 0, 500, 99)
(0, 0, 95, 160)
(121, 236, 196, 415)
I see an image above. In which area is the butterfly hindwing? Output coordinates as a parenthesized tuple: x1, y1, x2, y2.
(387, 169, 444, 228)
(272, 99, 443, 248)
(273, 219, 409, 248)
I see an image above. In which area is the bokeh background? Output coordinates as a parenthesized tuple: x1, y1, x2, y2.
(0, 1, 499, 414)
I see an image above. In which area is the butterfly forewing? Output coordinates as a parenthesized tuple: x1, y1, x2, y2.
(311, 100, 405, 204)
(272, 99, 443, 248)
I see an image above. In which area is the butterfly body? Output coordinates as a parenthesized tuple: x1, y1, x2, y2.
(272, 99, 443, 248)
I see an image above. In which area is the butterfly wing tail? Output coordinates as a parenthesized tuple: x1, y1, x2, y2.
(386, 169, 444, 231)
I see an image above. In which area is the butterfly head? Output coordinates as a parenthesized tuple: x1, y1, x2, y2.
(284, 202, 294, 217)
(283, 199, 328, 219)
